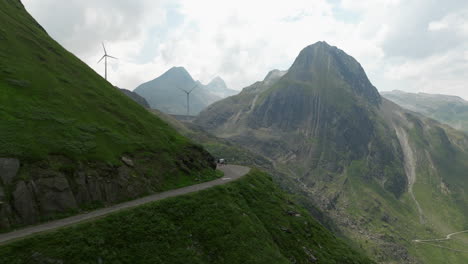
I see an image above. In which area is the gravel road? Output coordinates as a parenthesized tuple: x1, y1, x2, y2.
(0, 165, 250, 245)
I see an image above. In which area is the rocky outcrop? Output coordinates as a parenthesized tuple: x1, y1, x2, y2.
(13, 181, 39, 225)
(118, 88, 151, 108)
(35, 175, 78, 216)
(0, 158, 20, 185)
(0, 148, 215, 231)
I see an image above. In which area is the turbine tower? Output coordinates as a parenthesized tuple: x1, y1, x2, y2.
(178, 84, 198, 116)
(98, 43, 117, 80)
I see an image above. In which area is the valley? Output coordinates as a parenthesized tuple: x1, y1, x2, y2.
(1, 1, 467, 263)
(194, 42, 468, 263)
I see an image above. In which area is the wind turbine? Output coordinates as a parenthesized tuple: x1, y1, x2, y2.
(98, 43, 117, 80)
(178, 84, 198, 116)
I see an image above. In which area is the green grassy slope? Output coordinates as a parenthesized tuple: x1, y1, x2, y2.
(382, 90, 468, 133)
(0, 0, 192, 162)
(0, 0, 216, 230)
(0, 170, 374, 264)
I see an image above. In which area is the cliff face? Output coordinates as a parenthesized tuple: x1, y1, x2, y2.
(0, 147, 215, 230)
(196, 42, 468, 263)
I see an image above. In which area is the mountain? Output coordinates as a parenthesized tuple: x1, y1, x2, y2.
(134, 67, 235, 115)
(196, 42, 468, 263)
(204, 76, 238, 98)
(118, 87, 150, 108)
(382, 90, 468, 133)
(0, 0, 215, 231)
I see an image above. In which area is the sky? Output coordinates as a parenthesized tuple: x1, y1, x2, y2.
(22, 0, 468, 98)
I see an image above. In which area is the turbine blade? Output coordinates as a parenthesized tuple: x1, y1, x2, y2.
(97, 55, 105, 63)
(176, 86, 188, 93)
(107, 55, 118, 60)
(102, 42, 107, 55)
(189, 84, 198, 93)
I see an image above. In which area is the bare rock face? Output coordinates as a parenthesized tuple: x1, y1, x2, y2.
(0, 186, 5, 201)
(0, 185, 11, 229)
(0, 158, 20, 185)
(0, 149, 215, 231)
(35, 174, 78, 217)
(13, 181, 39, 225)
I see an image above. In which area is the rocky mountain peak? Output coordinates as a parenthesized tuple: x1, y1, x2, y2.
(287, 41, 381, 105)
(159, 66, 194, 84)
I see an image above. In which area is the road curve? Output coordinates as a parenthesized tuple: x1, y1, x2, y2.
(0, 165, 250, 245)
(413, 230, 468, 243)
(412, 230, 468, 253)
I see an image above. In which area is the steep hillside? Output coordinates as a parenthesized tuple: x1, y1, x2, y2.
(0, 0, 215, 231)
(382, 90, 468, 133)
(134, 67, 229, 115)
(196, 42, 468, 263)
(0, 170, 374, 264)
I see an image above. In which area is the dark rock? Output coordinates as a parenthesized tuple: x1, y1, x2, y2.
(286, 210, 295, 216)
(35, 175, 78, 216)
(73, 171, 92, 204)
(13, 181, 38, 224)
(0, 158, 20, 185)
(0, 185, 11, 229)
(0, 185, 4, 201)
(0, 203, 12, 229)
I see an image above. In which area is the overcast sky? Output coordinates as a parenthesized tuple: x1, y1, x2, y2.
(22, 0, 468, 98)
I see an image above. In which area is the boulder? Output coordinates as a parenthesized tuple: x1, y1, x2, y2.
(0, 158, 20, 185)
(121, 156, 134, 167)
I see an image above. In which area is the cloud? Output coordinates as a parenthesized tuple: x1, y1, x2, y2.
(21, 0, 468, 99)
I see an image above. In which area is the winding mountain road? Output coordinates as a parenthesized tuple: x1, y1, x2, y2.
(413, 230, 468, 253)
(0, 165, 250, 245)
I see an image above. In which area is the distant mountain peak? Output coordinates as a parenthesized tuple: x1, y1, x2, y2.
(208, 76, 227, 88)
(263, 69, 287, 85)
(167, 66, 189, 74)
(160, 66, 194, 83)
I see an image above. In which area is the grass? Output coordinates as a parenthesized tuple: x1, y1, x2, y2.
(0, 170, 374, 264)
(0, 0, 194, 163)
(343, 152, 468, 263)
